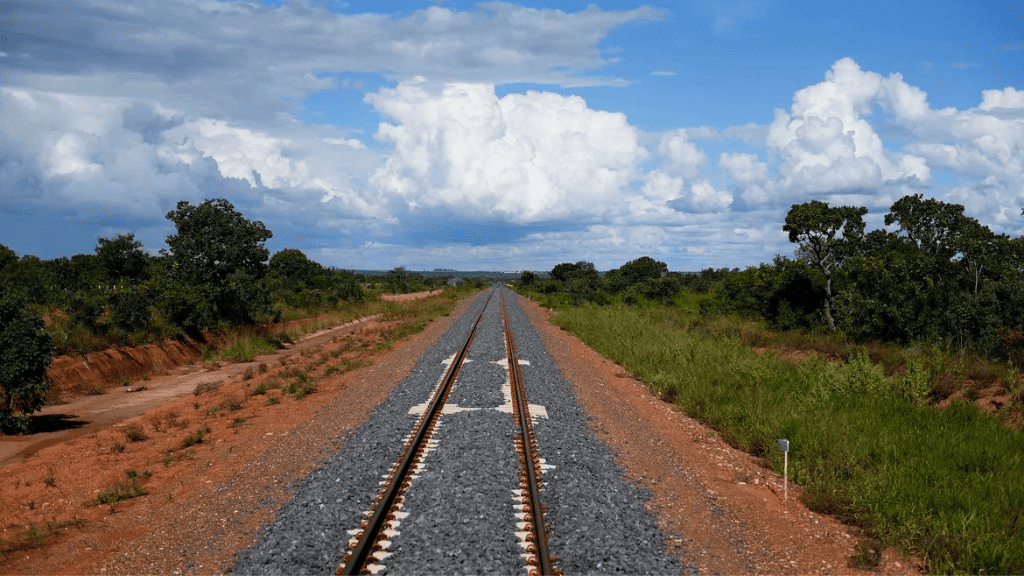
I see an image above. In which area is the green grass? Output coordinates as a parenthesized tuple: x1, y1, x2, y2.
(552, 304, 1024, 575)
(180, 425, 210, 448)
(95, 481, 146, 505)
(0, 519, 86, 559)
(215, 330, 280, 362)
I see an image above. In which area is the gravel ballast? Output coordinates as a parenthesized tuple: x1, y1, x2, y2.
(234, 287, 683, 575)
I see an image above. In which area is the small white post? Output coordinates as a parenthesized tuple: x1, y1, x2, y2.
(777, 439, 790, 509)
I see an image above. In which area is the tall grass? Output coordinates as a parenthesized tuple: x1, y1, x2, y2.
(553, 304, 1024, 574)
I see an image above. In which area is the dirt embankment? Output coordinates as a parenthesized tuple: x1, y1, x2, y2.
(46, 339, 206, 401)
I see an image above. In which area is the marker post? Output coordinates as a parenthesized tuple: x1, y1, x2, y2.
(777, 439, 789, 508)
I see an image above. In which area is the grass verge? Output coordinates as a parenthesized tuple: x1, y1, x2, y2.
(551, 304, 1024, 575)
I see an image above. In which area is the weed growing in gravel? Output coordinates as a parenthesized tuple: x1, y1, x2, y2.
(96, 478, 146, 505)
(252, 383, 269, 396)
(292, 382, 317, 400)
(112, 442, 126, 453)
(243, 367, 255, 380)
(124, 424, 148, 442)
(222, 396, 245, 411)
(180, 425, 210, 448)
(44, 465, 57, 487)
(84, 385, 105, 396)
(0, 519, 85, 559)
(323, 358, 365, 378)
(258, 362, 268, 373)
(265, 396, 280, 406)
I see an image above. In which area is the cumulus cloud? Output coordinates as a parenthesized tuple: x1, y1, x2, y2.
(659, 129, 709, 178)
(367, 81, 649, 223)
(766, 58, 931, 200)
(0, 86, 381, 225)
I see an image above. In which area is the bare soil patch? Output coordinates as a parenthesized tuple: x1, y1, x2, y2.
(380, 288, 444, 302)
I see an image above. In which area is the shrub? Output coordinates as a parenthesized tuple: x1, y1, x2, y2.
(0, 296, 55, 432)
(96, 481, 146, 505)
(108, 284, 155, 334)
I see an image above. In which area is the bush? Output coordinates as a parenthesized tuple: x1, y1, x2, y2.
(0, 296, 55, 432)
(108, 284, 155, 334)
(158, 281, 213, 335)
(67, 291, 106, 333)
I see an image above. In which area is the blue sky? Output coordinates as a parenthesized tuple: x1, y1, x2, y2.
(1, 0, 1021, 272)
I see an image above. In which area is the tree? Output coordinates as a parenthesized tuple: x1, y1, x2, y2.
(0, 295, 55, 432)
(164, 199, 272, 286)
(269, 248, 323, 290)
(618, 256, 668, 284)
(606, 256, 669, 294)
(885, 194, 972, 261)
(95, 233, 149, 283)
(519, 270, 538, 286)
(0, 244, 16, 272)
(550, 261, 598, 283)
(783, 200, 867, 332)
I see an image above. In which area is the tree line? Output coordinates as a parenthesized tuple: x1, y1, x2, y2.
(714, 194, 1024, 362)
(0, 198, 452, 431)
(525, 193, 1024, 364)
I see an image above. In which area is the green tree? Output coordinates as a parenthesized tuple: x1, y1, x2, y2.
(0, 244, 16, 272)
(885, 193, 973, 262)
(519, 270, 538, 286)
(0, 295, 55, 432)
(95, 233, 150, 283)
(783, 200, 867, 332)
(164, 199, 272, 286)
(550, 261, 598, 283)
(268, 248, 323, 290)
(161, 199, 275, 330)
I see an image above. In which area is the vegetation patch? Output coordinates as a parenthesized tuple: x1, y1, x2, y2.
(96, 478, 146, 505)
(0, 519, 85, 560)
(552, 304, 1024, 574)
(180, 424, 210, 448)
(124, 424, 148, 442)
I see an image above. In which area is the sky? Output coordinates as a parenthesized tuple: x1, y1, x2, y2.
(1, 0, 1022, 272)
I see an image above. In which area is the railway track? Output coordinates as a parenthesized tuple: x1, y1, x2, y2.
(234, 286, 682, 575)
(336, 289, 559, 576)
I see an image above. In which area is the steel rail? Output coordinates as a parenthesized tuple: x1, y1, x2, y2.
(337, 292, 491, 575)
(501, 292, 556, 576)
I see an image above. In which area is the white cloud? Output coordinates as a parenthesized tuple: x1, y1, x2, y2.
(685, 180, 733, 213)
(367, 81, 649, 223)
(720, 152, 768, 186)
(651, 69, 677, 77)
(658, 129, 709, 178)
(979, 87, 1024, 110)
(766, 58, 931, 198)
(0, 86, 381, 221)
(2, 0, 663, 126)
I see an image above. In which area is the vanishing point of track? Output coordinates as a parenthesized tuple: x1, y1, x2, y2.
(337, 289, 559, 576)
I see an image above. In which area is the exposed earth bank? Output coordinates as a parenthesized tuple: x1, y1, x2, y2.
(1, 291, 923, 574)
